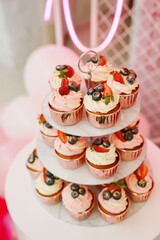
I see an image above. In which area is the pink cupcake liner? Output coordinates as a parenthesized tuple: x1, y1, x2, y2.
(26, 166, 41, 179)
(55, 150, 85, 169)
(97, 197, 130, 223)
(119, 85, 140, 109)
(41, 131, 57, 148)
(85, 79, 107, 89)
(36, 188, 63, 205)
(85, 103, 121, 129)
(48, 102, 83, 126)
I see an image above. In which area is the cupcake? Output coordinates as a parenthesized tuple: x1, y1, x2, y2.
(97, 180, 130, 223)
(35, 168, 64, 205)
(54, 131, 87, 169)
(125, 164, 154, 202)
(110, 126, 144, 161)
(84, 83, 121, 128)
(111, 68, 139, 108)
(85, 137, 120, 179)
(26, 149, 43, 179)
(38, 113, 58, 148)
(82, 55, 113, 88)
(48, 81, 83, 125)
(49, 65, 82, 90)
(62, 183, 95, 220)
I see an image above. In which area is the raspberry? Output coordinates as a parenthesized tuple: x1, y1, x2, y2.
(59, 86, 70, 96)
(99, 56, 106, 66)
(65, 66, 74, 78)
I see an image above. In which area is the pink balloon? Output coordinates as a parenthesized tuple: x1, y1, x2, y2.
(24, 44, 81, 111)
(1, 95, 38, 140)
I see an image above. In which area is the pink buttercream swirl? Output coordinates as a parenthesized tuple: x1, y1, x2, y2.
(39, 123, 58, 136)
(62, 183, 93, 213)
(125, 173, 153, 194)
(54, 137, 87, 156)
(98, 188, 128, 214)
(111, 133, 143, 149)
(49, 90, 83, 112)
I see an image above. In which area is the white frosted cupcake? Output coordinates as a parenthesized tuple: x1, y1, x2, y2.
(26, 149, 43, 179)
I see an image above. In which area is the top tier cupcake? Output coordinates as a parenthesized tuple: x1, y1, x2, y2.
(82, 55, 113, 88)
(49, 65, 82, 90)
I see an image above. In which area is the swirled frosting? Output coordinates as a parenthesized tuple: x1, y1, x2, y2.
(54, 137, 87, 156)
(84, 91, 119, 113)
(98, 188, 128, 214)
(39, 123, 58, 136)
(49, 90, 83, 111)
(35, 173, 64, 196)
(112, 75, 139, 94)
(49, 70, 82, 90)
(86, 143, 117, 165)
(111, 133, 143, 149)
(82, 62, 113, 82)
(26, 154, 43, 172)
(62, 183, 93, 213)
(125, 173, 152, 194)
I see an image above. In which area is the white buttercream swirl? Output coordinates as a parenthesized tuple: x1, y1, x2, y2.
(112, 75, 139, 94)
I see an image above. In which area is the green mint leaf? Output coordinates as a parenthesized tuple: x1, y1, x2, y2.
(105, 97, 110, 105)
(111, 95, 114, 101)
(90, 144, 94, 151)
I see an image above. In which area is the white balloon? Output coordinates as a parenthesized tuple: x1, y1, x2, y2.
(1, 95, 38, 140)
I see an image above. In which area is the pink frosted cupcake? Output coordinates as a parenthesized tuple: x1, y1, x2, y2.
(85, 137, 120, 179)
(82, 55, 113, 88)
(111, 68, 139, 108)
(110, 126, 144, 161)
(125, 164, 154, 202)
(35, 168, 64, 205)
(49, 65, 82, 90)
(84, 83, 121, 128)
(97, 181, 130, 223)
(62, 183, 95, 220)
(26, 149, 43, 179)
(54, 131, 87, 169)
(38, 113, 58, 148)
(48, 81, 83, 125)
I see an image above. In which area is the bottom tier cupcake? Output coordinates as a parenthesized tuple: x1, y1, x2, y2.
(26, 149, 43, 179)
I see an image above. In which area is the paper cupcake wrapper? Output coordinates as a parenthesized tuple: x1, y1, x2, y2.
(26, 168, 41, 179)
(85, 104, 121, 129)
(119, 85, 140, 109)
(85, 79, 107, 89)
(36, 188, 63, 205)
(41, 131, 57, 148)
(97, 197, 130, 223)
(49, 103, 83, 126)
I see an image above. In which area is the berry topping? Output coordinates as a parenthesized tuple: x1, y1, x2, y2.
(45, 177, 55, 186)
(103, 190, 112, 200)
(99, 55, 106, 66)
(130, 126, 138, 134)
(87, 56, 98, 64)
(45, 122, 52, 129)
(137, 179, 147, 188)
(56, 65, 61, 71)
(124, 131, 133, 141)
(78, 187, 86, 195)
(61, 78, 69, 86)
(129, 69, 137, 78)
(59, 85, 70, 96)
(103, 83, 113, 96)
(93, 138, 103, 146)
(93, 145, 109, 153)
(113, 72, 125, 84)
(120, 67, 130, 76)
(38, 113, 46, 124)
(102, 139, 110, 148)
(92, 91, 102, 101)
(33, 149, 37, 156)
(65, 133, 72, 136)
(115, 131, 126, 142)
(135, 164, 148, 180)
(121, 127, 129, 133)
(60, 65, 68, 71)
(87, 88, 94, 95)
(70, 184, 79, 191)
(71, 191, 79, 199)
(94, 84, 104, 93)
(45, 170, 54, 179)
(112, 190, 122, 200)
(27, 155, 34, 164)
(58, 130, 67, 143)
(126, 73, 135, 85)
(65, 66, 74, 78)
(68, 136, 78, 145)
(68, 81, 80, 92)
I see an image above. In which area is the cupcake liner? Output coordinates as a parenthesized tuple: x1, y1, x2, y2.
(97, 197, 130, 223)
(41, 131, 57, 148)
(26, 167, 41, 179)
(36, 188, 63, 205)
(85, 103, 121, 129)
(119, 85, 140, 109)
(48, 102, 83, 126)
(85, 79, 107, 89)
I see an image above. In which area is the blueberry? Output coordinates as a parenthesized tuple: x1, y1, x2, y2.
(103, 190, 112, 200)
(87, 88, 94, 95)
(45, 177, 54, 186)
(94, 84, 104, 93)
(45, 171, 54, 179)
(71, 191, 79, 198)
(137, 179, 146, 188)
(120, 67, 130, 76)
(65, 133, 72, 136)
(68, 136, 78, 145)
(102, 139, 110, 148)
(91, 56, 98, 63)
(93, 138, 102, 146)
(124, 131, 133, 141)
(68, 81, 80, 92)
(70, 184, 79, 191)
(130, 127, 138, 134)
(129, 69, 137, 78)
(60, 65, 68, 71)
(56, 65, 61, 71)
(87, 58, 91, 63)
(27, 155, 34, 163)
(78, 187, 86, 195)
(112, 190, 122, 200)
(126, 74, 135, 84)
(92, 91, 102, 101)
(45, 122, 52, 129)
(54, 176, 59, 180)
(121, 127, 129, 133)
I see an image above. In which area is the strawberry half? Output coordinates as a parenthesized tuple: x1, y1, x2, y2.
(93, 145, 109, 153)
(61, 78, 69, 86)
(135, 164, 148, 180)
(38, 113, 46, 124)
(65, 66, 74, 78)
(99, 55, 106, 66)
(58, 130, 67, 143)
(113, 72, 125, 84)
(59, 86, 70, 96)
(103, 83, 113, 96)
(33, 149, 37, 155)
(115, 131, 126, 142)
(43, 167, 47, 181)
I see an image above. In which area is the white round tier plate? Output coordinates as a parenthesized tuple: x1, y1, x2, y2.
(43, 93, 140, 137)
(37, 134, 146, 185)
(5, 139, 160, 240)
